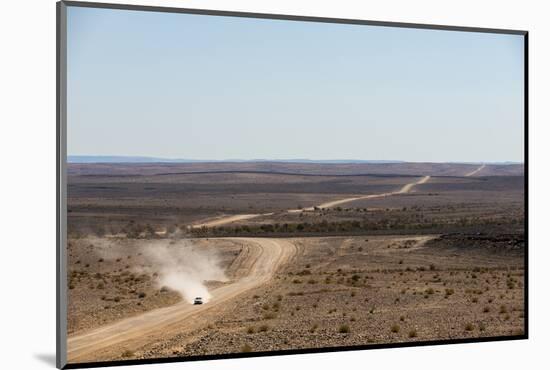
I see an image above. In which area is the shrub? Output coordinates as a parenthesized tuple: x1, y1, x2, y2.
(138, 292, 146, 299)
(391, 324, 400, 333)
(263, 312, 277, 320)
(121, 350, 134, 358)
(408, 329, 417, 338)
(339, 324, 350, 333)
(241, 344, 252, 353)
(246, 326, 254, 334)
(258, 324, 269, 332)
(465, 323, 475, 331)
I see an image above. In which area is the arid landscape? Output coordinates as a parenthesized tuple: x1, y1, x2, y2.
(66, 161, 525, 364)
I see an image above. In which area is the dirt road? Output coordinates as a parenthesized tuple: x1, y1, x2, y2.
(192, 213, 273, 229)
(192, 175, 431, 225)
(294, 175, 431, 211)
(67, 238, 297, 363)
(465, 164, 486, 177)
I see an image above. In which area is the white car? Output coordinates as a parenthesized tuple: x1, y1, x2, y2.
(193, 297, 203, 305)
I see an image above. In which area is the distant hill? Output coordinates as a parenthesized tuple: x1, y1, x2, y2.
(67, 156, 406, 164)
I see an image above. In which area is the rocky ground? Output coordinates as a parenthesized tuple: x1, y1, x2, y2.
(101, 234, 524, 359)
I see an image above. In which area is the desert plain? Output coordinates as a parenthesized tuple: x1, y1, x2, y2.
(65, 161, 525, 363)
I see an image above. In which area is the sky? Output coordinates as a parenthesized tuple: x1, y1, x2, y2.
(67, 6, 525, 163)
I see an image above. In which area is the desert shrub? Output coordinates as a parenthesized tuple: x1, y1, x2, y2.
(258, 324, 269, 332)
(408, 329, 417, 338)
(241, 344, 252, 352)
(121, 350, 134, 358)
(483, 306, 490, 313)
(465, 323, 475, 331)
(339, 324, 350, 333)
(391, 324, 400, 333)
(263, 312, 277, 320)
(246, 326, 255, 334)
(138, 292, 146, 299)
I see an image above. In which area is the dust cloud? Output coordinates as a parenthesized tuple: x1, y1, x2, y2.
(141, 240, 227, 303)
(92, 236, 227, 304)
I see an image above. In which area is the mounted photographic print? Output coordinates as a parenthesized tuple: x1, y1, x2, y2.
(57, 1, 527, 368)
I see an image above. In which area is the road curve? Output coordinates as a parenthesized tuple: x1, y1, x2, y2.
(67, 238, 297, 363)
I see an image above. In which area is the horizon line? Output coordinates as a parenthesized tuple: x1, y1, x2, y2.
(67, 155, 524, 165)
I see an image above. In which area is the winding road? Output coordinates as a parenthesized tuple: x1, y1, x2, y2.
(67, 238, 297, 363)
(194, 175, 431, 226)
(68, 175, 432, 362)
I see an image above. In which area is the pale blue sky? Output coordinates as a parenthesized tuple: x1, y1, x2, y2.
(67, 6, 524, 162)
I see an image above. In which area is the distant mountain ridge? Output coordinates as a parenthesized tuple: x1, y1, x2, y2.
(68, 156, 406, 164)
(67, 156, 522, 165)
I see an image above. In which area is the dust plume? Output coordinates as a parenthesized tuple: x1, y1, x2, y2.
(140, 239, 227, 303)
(90, 236, 227, 304)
